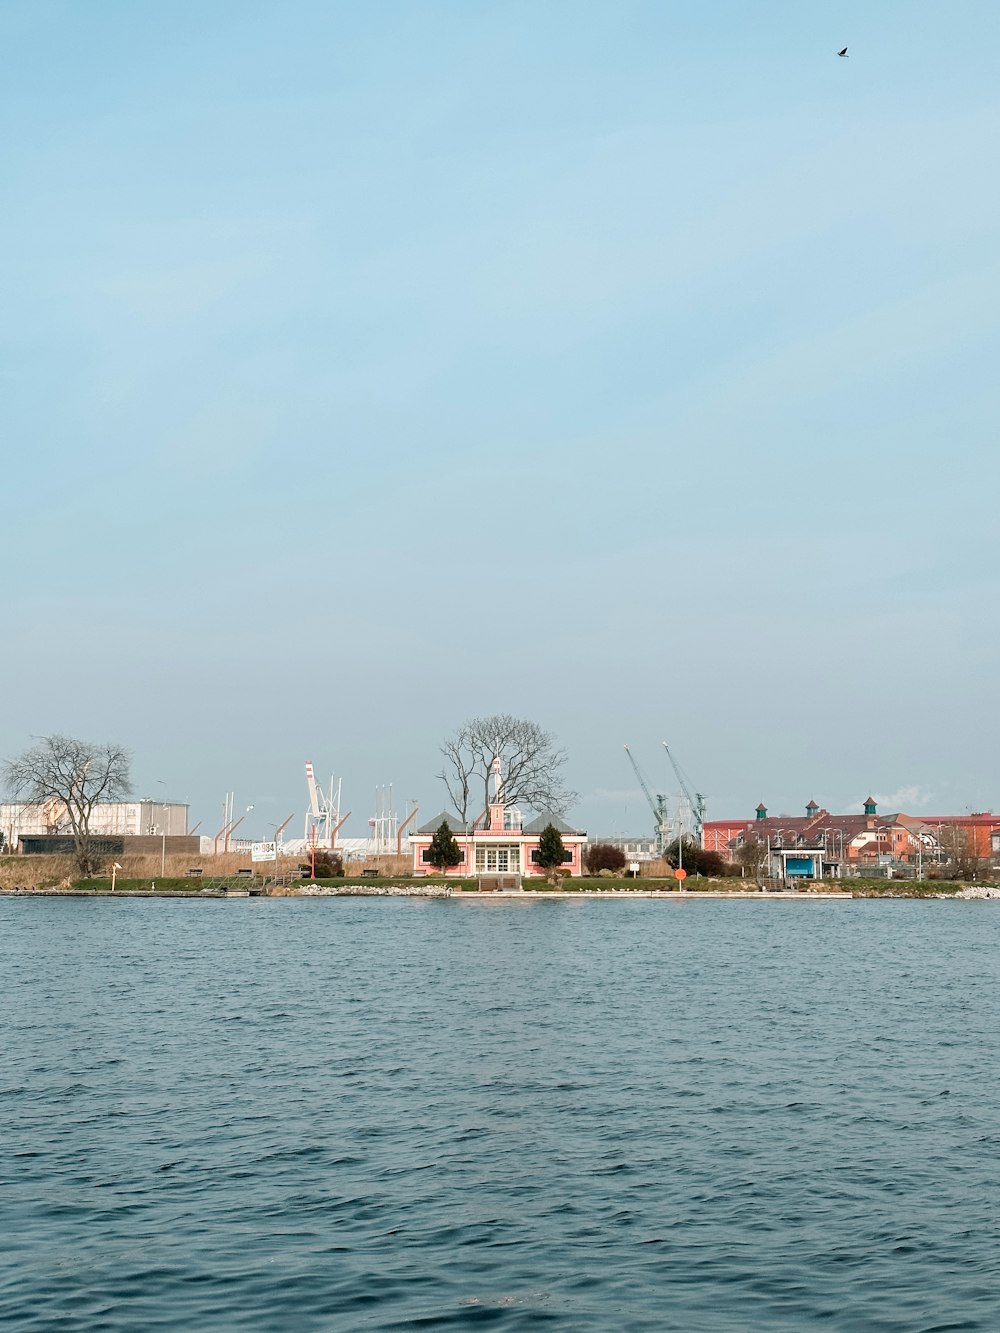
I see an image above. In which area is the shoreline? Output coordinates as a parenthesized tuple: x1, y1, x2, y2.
(0, 887, 938, 901)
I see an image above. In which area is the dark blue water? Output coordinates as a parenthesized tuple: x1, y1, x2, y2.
(2, 898, 998, 1331)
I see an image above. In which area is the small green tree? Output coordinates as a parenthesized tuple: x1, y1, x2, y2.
(427, 821, 463, 874)
(536, 822, 567, 879)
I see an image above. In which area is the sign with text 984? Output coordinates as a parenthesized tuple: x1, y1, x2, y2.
(251, 841, 277, 863)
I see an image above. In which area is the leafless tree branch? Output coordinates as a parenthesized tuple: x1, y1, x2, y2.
(438, 714, 576, 822)
(3, 734, 132, 876)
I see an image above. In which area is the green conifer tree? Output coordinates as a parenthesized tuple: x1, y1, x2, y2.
(536, 822, 567, 876)
(427, 820, 463, 874)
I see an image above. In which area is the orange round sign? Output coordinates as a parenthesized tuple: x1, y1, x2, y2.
(674, 867, 687, 881)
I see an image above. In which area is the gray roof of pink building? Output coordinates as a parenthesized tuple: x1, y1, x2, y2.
(522, 812, 586, 835)
(415, 812, 468, 835)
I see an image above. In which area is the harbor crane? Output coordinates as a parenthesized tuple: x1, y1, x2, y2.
(662, 741, 707, 847)
(624, 744, 671, 855)
(304, 762, 343, 847)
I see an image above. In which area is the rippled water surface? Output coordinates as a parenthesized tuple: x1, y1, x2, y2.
(2, 898, 999, 1330)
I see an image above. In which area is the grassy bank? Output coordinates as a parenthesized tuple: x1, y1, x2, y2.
(0, 854, 256, 891)
(2, 861, 978, 897)
(842, 879, 966, 897)
(71, 877, 242, 893)
(0, 851, 412, 891)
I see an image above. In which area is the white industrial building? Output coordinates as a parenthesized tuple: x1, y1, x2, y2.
(263, 837, 403, 862)
(589, 835, 659, 862)
(1, 800, 189, 849)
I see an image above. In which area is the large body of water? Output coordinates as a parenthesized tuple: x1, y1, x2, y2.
(2, 898, 998, 1331)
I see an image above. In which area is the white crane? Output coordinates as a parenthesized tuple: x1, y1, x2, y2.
(662, 742, 706, 847)
(624, 745, 671, 855)
(304, 762, 342, 846)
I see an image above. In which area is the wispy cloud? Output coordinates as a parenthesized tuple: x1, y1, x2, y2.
(847, 786, 932, 814)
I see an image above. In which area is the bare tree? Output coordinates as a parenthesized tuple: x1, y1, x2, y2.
(438, 715, 576, 823)
(938, 824, 986, 882)
(438, 731, 478, 824)
(736, 837, 770, 884)
(4, 735, 132, 876)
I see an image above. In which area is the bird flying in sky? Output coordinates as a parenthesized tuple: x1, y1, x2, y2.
(837, 47, 849, 58)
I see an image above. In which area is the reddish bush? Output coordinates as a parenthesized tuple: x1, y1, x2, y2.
(585, 843, 627, 874)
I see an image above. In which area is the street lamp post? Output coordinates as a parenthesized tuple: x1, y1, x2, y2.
(906, 828, 925, 882)
(156, 781, 167, 876)
(874, 824, 922, 879)
(876, 824, 923, 881)
(821, 827, 845, 878)
(271, 823, 282, 883)
(147, 816, 167, 876)
(874, 825, 892, 877)
(152, 778, 168, 874)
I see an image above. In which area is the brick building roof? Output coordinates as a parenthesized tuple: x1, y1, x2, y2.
(720, 805, 1000, 854)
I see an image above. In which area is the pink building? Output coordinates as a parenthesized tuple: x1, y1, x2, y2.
(410, 804, 587, 879)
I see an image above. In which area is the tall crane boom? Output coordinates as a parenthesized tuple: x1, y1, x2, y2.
(305, 762, 321, 819)
(303, 761, 342, 845)
(662, 741, 706, 845)
(624, 744, 670, 855)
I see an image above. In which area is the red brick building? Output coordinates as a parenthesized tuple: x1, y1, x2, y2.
(705, 798, 1000, 878)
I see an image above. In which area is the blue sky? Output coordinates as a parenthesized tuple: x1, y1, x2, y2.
(3, 1, 999, 838)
